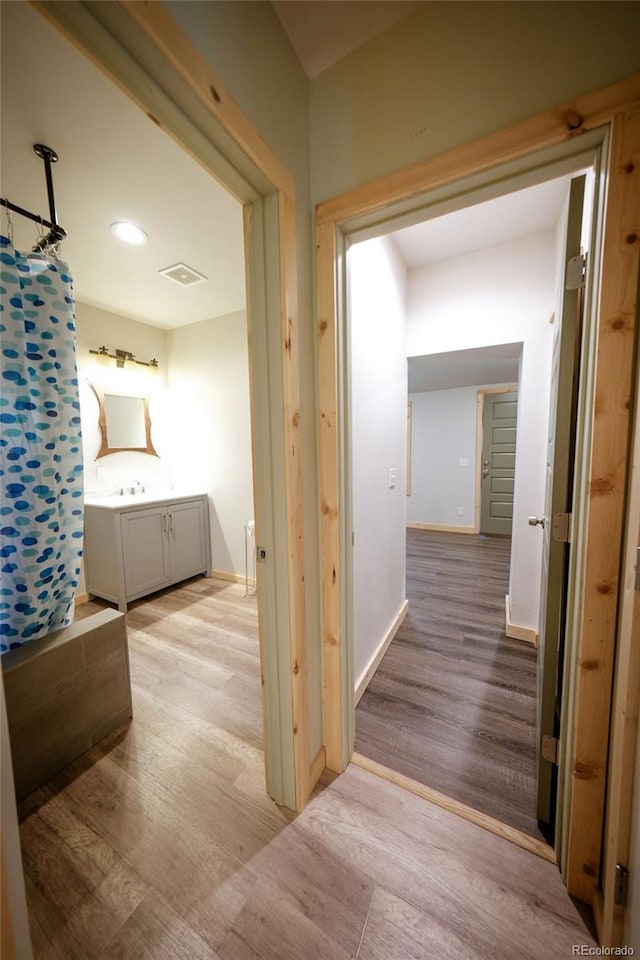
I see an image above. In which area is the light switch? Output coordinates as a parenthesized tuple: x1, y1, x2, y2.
(459, 458, 469, 467)
(389, 468, 397, 489)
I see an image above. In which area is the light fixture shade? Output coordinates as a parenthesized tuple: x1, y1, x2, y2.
(110, 221, 148, 246)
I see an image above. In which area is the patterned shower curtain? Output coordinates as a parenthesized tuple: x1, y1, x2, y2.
(0, 234, 83, 652)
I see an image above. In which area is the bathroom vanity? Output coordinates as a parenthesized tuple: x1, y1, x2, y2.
(84, 492, 211, 611)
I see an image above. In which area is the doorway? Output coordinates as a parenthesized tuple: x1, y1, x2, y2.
(480, 389, 519, 537)
(347, 174, 579, 845)
(324, 129, 608, 872)
(1, 0, 309, 813)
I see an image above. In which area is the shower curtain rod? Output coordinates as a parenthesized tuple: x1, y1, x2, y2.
(0, 144, 67, 249)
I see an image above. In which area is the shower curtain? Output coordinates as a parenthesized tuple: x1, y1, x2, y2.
(0, 234, 83, 652)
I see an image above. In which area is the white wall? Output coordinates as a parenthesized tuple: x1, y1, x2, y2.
(76, 302, 254, 584)
(407, 233, 556, 631)
(310, 3, 640, 204)
(350, 236, 408, 685)
(408, 386, 482, 528)
(167, 312, 253, 578)
(76, 302, 172, 494)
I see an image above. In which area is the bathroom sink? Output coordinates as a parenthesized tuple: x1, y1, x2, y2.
(84, 490, 206, 509)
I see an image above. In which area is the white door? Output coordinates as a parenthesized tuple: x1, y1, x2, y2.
(535, 174, 586, 827)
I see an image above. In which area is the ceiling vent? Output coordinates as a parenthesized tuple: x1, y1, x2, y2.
(158, 262, 207, 286)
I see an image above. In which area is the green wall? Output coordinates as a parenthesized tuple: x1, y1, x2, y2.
(309, 1, 640, 203)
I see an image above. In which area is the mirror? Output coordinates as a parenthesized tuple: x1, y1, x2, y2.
(90, 383, 159, 459)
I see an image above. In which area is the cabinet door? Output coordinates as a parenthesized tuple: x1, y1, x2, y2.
(168, 499, 208, 583)
(120, 507, 171, 597)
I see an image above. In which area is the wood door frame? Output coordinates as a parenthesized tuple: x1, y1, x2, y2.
(31, 1, 314, 811)
(317, 75, 640, 908)
(474, 384, 518, 535)
(599, 325, 640, 945)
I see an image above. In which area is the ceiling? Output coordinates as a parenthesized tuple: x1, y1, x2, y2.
(272, 1, 424, 77)
(391, 176, 569, 270)
(0, 1, 246, 331)
(408, 344, 522, 394)
(1, 4, 569, 335)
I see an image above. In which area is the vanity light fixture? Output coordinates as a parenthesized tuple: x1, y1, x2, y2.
(110, 221, 148, 246)
(90, 346, 159, 371)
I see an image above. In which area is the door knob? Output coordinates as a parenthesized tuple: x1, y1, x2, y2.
(528, 516, 545, 528)
(482, 468, 490, 478)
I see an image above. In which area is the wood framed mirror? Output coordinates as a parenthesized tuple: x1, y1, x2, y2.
(89, 382, 159, 459)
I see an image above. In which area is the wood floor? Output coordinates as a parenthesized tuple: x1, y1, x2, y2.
(17, 575, 594, 958)
(356, 529, 543, 840)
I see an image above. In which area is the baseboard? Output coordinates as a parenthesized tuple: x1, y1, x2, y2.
(355, 599, 409, 704)
(407, 522, 476, 535)
(505, 594, 538, 646)
(308, 745, 326, 795)
(74, 593, 89, 606)
(210, 569, 256, 586)
(351, 752, 556, 864)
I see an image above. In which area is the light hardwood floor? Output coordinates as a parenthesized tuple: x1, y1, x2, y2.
(356, 529, 544, 840)
(18, 576, 594, 958)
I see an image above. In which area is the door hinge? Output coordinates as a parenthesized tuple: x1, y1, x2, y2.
(635, 546, 640, 592)
(615, 863, 630, 908)
(552, 512, 572, 543)
(255, 545, 267, 563)
(566, 253, 586, 290)
(542, 735, 558, 765)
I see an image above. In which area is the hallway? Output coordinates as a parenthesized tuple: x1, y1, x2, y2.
(16, 574, 592, 959)
(355, 528, 542, 840)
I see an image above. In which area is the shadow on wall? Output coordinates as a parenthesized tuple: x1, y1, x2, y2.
(208, 502, 234, 577)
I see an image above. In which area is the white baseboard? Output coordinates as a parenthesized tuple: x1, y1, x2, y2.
(355, 599, 409, 704)
(407, 521, 476, 535)
(211, 569, 256, 586)
(505, 594, 538, 646)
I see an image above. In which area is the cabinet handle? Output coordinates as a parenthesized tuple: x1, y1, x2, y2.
(163, 513, 169, 534)
(168, 512, 173, 533)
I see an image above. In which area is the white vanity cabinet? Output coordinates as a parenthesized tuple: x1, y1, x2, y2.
(84, 494, 211, 612)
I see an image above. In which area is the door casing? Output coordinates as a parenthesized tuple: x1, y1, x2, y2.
(317, 77, 640, 910)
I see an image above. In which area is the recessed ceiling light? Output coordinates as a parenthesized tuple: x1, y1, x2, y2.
(110, 221, 148, 246)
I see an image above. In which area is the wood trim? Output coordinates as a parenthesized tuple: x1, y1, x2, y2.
(278, 190, 309, 810)
(565, 106, 640, 904)
(593, 887, 605, 947)
(406, 522, 476, 535)
(118, 0, 295, 198)
(504, 595, 538, 647)
(308, 745, 326, 796)
(351, 752, 556, 864)
(317, 220, 342, 772)
(317, 74, 640, 900)
(600, 265, 640, 944)
(316, 73, 640, 225)
(74, 593, 89, 607)
(354, 600, 408, 704)
(210, 570, 255, 586)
